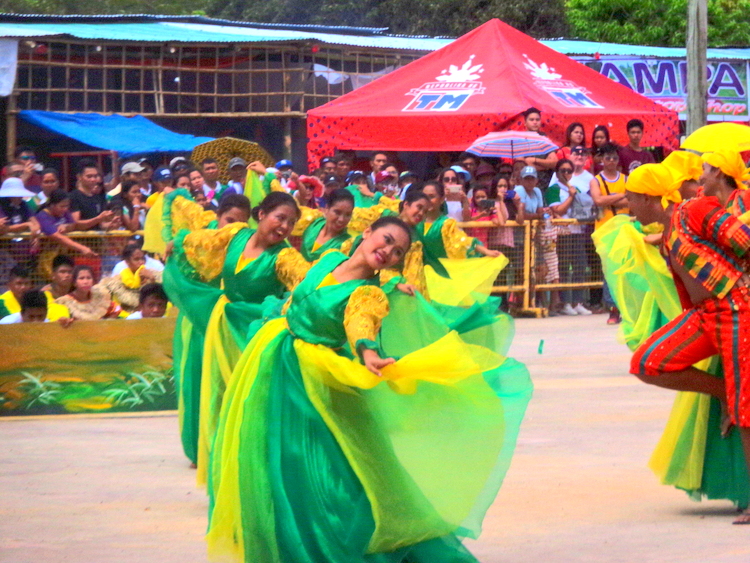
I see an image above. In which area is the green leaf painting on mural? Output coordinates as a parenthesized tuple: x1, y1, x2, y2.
(0, 367, 176, 416)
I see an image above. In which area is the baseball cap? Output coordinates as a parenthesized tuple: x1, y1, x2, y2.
(520, 166, 538, 178)
(346, 170, 366, 183)
(121, 162, 145, 174)
(570, 144, 589, 155)
(153, 166, 172, 182)
(450, 165, 471, 182)
(323, 174, 340, 185)
(375, 170, 394, 184)
(320, 157, 334, 166)
(275, 159, 293, 170)
(169, 156, 189, 169)
(228, 157, 247, 169)
(138, 157, 153, 167)
(399, 170, 417, 180)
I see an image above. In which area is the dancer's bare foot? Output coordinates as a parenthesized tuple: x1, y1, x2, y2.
(733, 509, 750, 525)
(189, 462, 197, 469)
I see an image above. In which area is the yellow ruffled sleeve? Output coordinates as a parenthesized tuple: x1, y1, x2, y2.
(275, 247, 312, 291)
(378, 196, 400, 213)
(402, 241, 429, 298)
(181, 223, 247, 282)
(292, 207, 323, 237)
(169, 194, 216, 236)
(340, 237, 355, 256)
(343, 285, 389, 354)
(349, 206, 386, 235)
(441, 218, 479, 259)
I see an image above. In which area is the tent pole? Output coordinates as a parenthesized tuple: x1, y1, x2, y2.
(6, 92, 17, 161)
(282, 116, 292, 161)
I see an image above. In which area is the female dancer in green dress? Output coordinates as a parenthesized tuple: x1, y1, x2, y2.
(162, 190, 251, 466)
(169, 191, 310, 483)
(292, 188, 355, 262)
(207, 216, 533, 563)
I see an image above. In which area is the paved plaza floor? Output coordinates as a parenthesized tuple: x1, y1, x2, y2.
(2, 315, 749, 563)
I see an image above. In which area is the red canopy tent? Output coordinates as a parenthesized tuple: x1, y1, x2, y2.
(307, 19, 679, 168)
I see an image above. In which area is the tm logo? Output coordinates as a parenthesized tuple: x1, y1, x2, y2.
(403, 56, 486, 112)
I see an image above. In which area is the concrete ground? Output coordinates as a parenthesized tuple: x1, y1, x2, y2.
(2, 315, 749, 563)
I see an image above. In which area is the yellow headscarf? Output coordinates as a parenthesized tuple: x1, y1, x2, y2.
(626, 163, 682, 209)
(701, 148, 750, 189)
(661, 150, 702, 186)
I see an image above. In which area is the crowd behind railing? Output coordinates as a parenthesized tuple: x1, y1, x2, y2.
(0, 108, 658, 323)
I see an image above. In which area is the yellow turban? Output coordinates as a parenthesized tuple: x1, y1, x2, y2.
(662, 150, 702, 186)
(701, 148, 750, 189)
(626, 163, 682, 209)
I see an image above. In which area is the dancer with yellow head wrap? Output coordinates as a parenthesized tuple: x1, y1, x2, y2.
(594, 155, 750, 518)
(618, 153, 750, 524)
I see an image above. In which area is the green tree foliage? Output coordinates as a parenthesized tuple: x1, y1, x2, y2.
(0, 0, 205, 15)
(207, 0, 569, 38)
(566, 0, 750, 47)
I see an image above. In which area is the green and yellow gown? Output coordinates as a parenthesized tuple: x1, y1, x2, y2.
(161, 189, 220, 465)
(207, 250, 533, 563)
(170, 221, 309, 484)
(292, 207, 352, 262)
(593, 214, 749, 508)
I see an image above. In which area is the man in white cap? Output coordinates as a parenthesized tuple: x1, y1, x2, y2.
(107, 161, 145, 198)
(224, 157, 247, 199)
(0, 176, 39, 234)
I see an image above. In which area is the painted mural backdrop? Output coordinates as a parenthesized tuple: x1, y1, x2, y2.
(0, 318, 176, 416)
(581, 57, 749, 121)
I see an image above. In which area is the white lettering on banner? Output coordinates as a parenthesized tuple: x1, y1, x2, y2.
(523, 55, 604, 109)
(403, 55, 486, 112)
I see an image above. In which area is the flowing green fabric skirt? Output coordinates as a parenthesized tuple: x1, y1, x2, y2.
(207, 306, 532, 562)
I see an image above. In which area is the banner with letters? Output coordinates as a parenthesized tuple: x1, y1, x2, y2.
(579, 57, 749, 121)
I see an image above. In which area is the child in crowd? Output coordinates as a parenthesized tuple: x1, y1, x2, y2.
(0, 265, 31, 315)
(42, 255, 75, 299)
(100, 243, 162, 313)
(0, 289, 48, 323)
(466, 187, 501, 246)
(126, 283, 169, 319)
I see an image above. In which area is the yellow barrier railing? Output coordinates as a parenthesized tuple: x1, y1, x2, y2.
(2, 221, 603, 317)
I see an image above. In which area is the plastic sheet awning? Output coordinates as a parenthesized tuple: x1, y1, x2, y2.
(19, 110, 214, 156)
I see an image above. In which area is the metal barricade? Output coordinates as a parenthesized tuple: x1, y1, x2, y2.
(457, 218, 604, 317)
(0, 231, 142, 289)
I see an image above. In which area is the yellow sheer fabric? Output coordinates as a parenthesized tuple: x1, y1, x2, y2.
(275, 247, 312, 290)
(441, 218, 475, 259)
(342, 285, 389, 351)
(169, 194, 216, 237)
(183, 223, 247, 281)
(292, 207, 323, 237)
(426, 255, 508, 306)
(143, 193, 166, 255)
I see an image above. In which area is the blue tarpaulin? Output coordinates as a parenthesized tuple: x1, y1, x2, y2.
(19, 110, 214, 157)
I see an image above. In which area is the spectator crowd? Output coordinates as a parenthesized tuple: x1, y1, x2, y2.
(0, 107, 659, 324)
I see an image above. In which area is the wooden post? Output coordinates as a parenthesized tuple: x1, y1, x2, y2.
(282, 116, 292, 161)
(5, 92, 16, 161)
(686, 0, 708, 135)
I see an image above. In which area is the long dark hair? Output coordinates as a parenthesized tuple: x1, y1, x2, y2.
(565, 122, 586, 148)
(369, 215, 413, 246)
(399, 189, 429, 213)
(592, 125, 611, 149)
(251, 191, 299, 223)
(325, 188, 355, 209)
(38, 188, 70, 213)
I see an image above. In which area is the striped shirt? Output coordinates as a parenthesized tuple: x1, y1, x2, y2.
(665, 193, 750, 305)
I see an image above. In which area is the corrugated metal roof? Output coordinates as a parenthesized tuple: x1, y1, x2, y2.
(0, 20, 453, 51)
(0, 15, 747, 59)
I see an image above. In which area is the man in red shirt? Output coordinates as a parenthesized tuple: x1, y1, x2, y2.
(617, 119, 656, 175)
